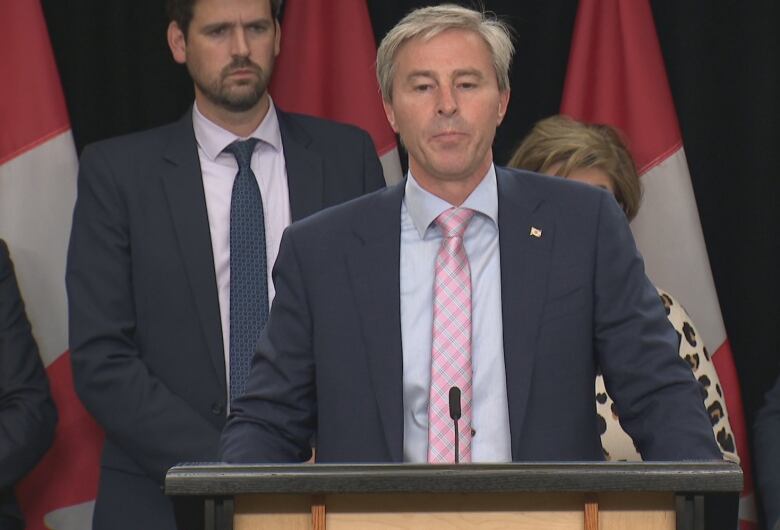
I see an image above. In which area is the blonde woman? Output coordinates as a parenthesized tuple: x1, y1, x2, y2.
(509, 115, 738, 462)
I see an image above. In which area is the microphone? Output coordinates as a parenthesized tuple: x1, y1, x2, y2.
(448, 386, 462, 464)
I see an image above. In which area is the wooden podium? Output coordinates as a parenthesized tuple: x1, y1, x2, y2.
(165, 461, 741, 530)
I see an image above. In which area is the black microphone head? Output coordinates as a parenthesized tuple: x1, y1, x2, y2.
(448, 386, 462, 420)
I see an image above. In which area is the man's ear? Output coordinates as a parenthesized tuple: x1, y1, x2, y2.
(167, 21, 187, 65)
(382, 98, 399, 133)
(497, 89, 510, 125)
(273, 19, 281, 58)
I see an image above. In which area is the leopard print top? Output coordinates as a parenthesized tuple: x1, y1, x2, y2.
(595, 287, 739, 463)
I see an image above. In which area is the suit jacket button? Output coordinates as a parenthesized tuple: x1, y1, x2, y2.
(211, 402, 224, 415)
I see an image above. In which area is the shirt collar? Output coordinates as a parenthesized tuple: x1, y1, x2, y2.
(192, 97, 283, 161)
(404, 164, 499, 239)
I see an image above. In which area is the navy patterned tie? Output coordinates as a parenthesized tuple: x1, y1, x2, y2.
(225, 138, 268, 402)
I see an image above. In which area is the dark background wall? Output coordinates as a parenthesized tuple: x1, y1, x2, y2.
(40, 0, 779, 522)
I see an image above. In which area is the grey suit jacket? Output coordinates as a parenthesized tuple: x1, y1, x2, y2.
(67, 108, 384, 530)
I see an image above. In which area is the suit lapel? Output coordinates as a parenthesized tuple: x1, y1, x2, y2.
(278, 110, 324, 221)
(345, 184, 406, 461)
(496, 168, 555, 459)
(161, 111, 226, 394)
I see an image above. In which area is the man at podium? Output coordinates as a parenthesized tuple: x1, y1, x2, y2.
(220, 4, 722, 466)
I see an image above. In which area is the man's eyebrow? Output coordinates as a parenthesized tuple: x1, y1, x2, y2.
(406, 70, 437, 80)
(452, 68, 484, 78)
(404, 69, 485, 81)
(200, 18, 273, 32)
(200, 21, 233, 32)
(242, 18, 274, 27)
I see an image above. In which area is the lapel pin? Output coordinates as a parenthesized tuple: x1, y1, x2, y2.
(530, 226, 543, 238)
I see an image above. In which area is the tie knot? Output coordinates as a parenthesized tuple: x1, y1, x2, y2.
(225, 138, 260, 170)
(435, 207, 475, 239)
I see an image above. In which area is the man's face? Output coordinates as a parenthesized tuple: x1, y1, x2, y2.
(168, 0, 280, 114)
(383, 29, 509, 191)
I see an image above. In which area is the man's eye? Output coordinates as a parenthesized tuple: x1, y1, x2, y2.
(208, 27, 228, 36)
(247, 24, 266, 33)
(414, 84, 432, 92)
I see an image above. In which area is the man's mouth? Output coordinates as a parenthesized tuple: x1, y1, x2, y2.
(226, 69, 256, 77)
(432, 131, 467, 141)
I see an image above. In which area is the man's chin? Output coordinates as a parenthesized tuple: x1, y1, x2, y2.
(227, 99, 263, 112)
(428, 158, 475, 178)
(214, 90, 266, 113)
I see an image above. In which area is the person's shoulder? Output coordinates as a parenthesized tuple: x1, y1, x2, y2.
(278, 110, 372, 141)
(762, 372, 780, 410)
(0, 239, 10, 278)
(80, 113, 190, 161)
(288, 182, 402, 237)
(497, 165, 610, 213)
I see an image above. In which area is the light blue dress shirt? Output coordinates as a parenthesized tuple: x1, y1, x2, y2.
(400, 166, 512, 463)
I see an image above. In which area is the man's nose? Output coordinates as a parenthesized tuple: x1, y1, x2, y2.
(437, 86, 458, 116)
(230, 29, 250, 57)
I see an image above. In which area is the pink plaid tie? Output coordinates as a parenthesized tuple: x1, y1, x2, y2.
(428, 207, 475, 463)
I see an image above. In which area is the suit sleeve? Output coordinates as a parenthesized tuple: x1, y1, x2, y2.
(220, 227, 315, 463)
(67, 145, 220, 483)
(592, 193, 722, 460)
(755, 372, 780, 529)
(0, 241, 57, 488)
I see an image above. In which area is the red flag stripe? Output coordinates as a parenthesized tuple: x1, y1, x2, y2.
(269, 0, 397, 156)
(0, 2, 70, 164)
(2, 3, 102, 528)
(561, 0, 681, 173)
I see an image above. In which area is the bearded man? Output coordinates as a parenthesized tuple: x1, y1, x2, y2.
(66, 1, 384, 528)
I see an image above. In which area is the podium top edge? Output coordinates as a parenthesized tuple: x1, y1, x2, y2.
(164, 461, 743, 496)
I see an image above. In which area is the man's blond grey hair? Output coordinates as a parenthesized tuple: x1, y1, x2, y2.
(376, 4, 514, 101)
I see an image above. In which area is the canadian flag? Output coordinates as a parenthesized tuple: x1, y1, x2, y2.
(0, 2, 103, 529)
(269, 0, 403, 184)
(561, 0, 756, 527)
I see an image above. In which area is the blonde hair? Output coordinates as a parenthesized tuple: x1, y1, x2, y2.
(508, 115, 642, 221)
(376, 4, 514, 102)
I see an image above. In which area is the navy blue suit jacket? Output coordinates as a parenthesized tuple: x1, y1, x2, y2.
(66, 109, 384, 530)
(0, 240, 57, 530)
(220, 167, 722, 464)
(755, 372, 780, 530)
